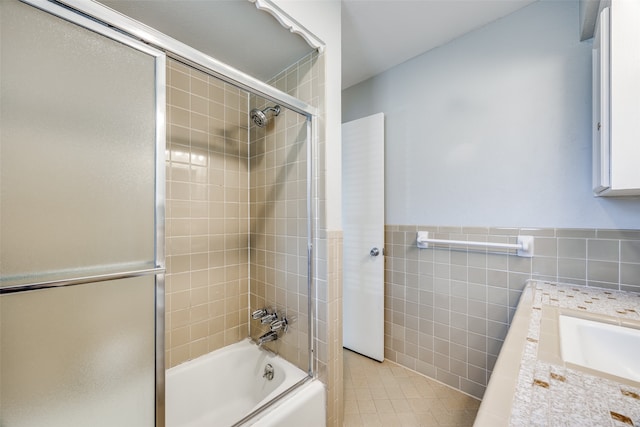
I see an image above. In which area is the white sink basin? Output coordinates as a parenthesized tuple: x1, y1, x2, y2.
(559, 314, 640, 382)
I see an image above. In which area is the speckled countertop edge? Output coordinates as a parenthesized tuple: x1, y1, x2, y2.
(475, 280, 640, 427)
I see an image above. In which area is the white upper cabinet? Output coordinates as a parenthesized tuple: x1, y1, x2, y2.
(592, 0, 640, 196)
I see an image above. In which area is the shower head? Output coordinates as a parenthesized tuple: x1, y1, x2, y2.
(250, 105, 281, 128)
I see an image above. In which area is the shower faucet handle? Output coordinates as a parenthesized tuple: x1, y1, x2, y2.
(260, 312, 278, 324)
(270, 317, 288, 333)
(252, 308, 268, 320)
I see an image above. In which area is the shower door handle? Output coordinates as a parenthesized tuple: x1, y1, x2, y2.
(370, 247, 381, 257)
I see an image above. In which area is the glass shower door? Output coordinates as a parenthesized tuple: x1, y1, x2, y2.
(0, 0, 165, 425)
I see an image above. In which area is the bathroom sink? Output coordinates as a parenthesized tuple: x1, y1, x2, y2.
(559, 314, 640, 382)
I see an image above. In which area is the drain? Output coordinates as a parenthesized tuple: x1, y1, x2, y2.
(263, 363, 274, 381)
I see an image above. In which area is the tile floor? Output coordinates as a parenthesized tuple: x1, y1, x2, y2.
(343, 349, 480, 426)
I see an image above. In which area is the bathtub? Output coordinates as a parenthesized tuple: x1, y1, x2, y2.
(166, 339, 325, 427)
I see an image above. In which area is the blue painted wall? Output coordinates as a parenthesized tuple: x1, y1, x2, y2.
(343, 0, 640, 229)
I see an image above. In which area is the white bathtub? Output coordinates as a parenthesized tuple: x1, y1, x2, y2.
(166, 339, 325, 427)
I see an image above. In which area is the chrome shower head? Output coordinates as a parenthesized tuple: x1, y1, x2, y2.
(250, 105, 281, 128)
(250, 109, 268, 128)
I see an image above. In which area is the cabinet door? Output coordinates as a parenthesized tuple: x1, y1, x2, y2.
(593, 0, 640, 196)
(609, 0, 640, 193)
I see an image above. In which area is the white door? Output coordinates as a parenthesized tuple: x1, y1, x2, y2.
(342, 113, 385, 362)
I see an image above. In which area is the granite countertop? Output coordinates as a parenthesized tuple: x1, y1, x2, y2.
(475, 280, 640, 427)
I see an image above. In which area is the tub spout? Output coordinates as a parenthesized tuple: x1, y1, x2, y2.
(258, 331, 278, 346)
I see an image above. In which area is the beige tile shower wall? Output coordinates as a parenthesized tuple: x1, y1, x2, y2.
(248, 102, 309, 370)
(248, 51, 323, 369)
(249, 51, 342, 426)
(165, 59, 250, 368)
(267, 52, 328, 380)
(384, 225, 640, 399)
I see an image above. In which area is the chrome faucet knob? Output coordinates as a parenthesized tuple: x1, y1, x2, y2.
(252, 308, 267, 320)
(260, 313, 277, 324)
(270, 317, 288, 333)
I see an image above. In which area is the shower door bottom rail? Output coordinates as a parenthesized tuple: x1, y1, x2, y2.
(0, 266, 165, 294)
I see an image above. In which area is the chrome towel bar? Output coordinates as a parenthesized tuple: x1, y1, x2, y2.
(416, 231, 534, 257)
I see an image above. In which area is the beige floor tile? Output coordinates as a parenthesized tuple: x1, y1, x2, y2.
(463, 396, 481, 410)
(390, 398, 413, 414)
(367, 377, 385, 388)
(442, 397, 458, 409)
(397, 376, 417, 387)
(353, 387, 372, 401)
(426, 398, 448, 413)
(343, 349, 479, 426)
(385, 385, 406, 399)
(397, 412, 419, 426)
(351, 375, 368, 388)
(359, 413, 384, 426)
(441, 394, 481, 411)
(401, 383, 421, 399)
(412, 378, 437, 396)
(343, 412, 364, 427)
(382, 376, 400, 387)
(357, 398, 377, 414)
(378, 366, 395, 377)
(392, 366, 410, 377)
(415, 411, 439, 427)
(378, 412, 403, 427)
(373, 398, 396, 414)
(431, 407, 476, 426)
(370, 387, 388, 399)
(407, 397, 431, 414)
(344, 399, 359, 415)
(344, 387, 357, 401)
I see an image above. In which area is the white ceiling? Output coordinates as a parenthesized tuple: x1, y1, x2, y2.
(97, 0, 538, 90)
(341, 0, 538, 89)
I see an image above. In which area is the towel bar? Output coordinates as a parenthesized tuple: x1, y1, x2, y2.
(416, 232, 534, 257)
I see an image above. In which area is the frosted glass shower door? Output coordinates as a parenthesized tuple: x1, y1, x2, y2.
(0, 277, 157, 426)
(0, 0, 165, 426)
